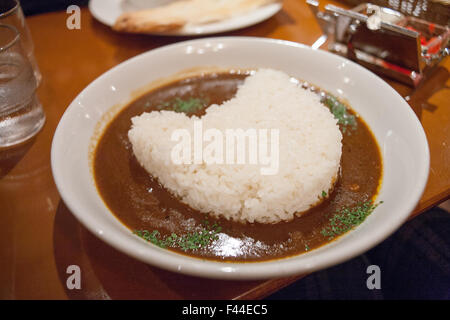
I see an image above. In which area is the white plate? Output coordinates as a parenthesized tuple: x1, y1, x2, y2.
(51, 37, 429, 280)
(88, 0, 283, 36)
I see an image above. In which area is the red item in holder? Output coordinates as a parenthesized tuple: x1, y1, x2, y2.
(426, 36, 442, 54)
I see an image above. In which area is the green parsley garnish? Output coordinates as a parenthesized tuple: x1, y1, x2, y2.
(305, 244, 310, 251)
(157, 97, 207, 114)
(321, 190, 327, 198)
(323, 95, 357, 133)
(133, 220, 221, 252)
(321, 200, 382, 240)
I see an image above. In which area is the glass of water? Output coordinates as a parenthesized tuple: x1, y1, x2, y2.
(0, 0, 41, 84)
(0, 24, 45, 147)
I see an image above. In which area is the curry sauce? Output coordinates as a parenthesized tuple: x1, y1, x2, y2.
(93, 72, 382, 262)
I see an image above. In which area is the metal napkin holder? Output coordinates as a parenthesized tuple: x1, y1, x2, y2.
(307, 0, 449, 86)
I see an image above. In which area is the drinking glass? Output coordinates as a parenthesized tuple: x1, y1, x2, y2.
(0, 24, 45, 147)
(0, 0, 41, 84)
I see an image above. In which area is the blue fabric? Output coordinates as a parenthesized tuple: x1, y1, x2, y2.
(266, 207, 450, 300)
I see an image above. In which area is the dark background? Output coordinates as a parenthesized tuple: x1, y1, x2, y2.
(17, 0, 450, 24)
(20, 0, 88, 15)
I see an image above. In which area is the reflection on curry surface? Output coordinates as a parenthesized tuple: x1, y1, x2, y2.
(93, 71, 382, 262)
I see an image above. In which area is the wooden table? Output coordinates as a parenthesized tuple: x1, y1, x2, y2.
(0, 0, 448, 300)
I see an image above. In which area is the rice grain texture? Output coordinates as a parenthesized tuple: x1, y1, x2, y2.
(128, 69, 342, 223)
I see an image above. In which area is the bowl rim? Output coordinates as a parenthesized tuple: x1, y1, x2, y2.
(51, 36, 430, 280)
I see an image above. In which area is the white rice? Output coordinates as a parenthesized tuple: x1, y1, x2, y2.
(128, 69, 342, 224)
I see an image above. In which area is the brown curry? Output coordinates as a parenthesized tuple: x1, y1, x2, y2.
(93, 71, 382, 262)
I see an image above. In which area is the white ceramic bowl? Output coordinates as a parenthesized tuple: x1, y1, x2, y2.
(51, 37, 429, 280)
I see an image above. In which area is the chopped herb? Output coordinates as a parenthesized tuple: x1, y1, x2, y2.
(157, 97, 207, 114)
(305, 244, 310, 251)
(323, 95, 357, 133)
(321, 190, 327, 198)
(321, 200, 383, 240)
(133, 219, 221, 252)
